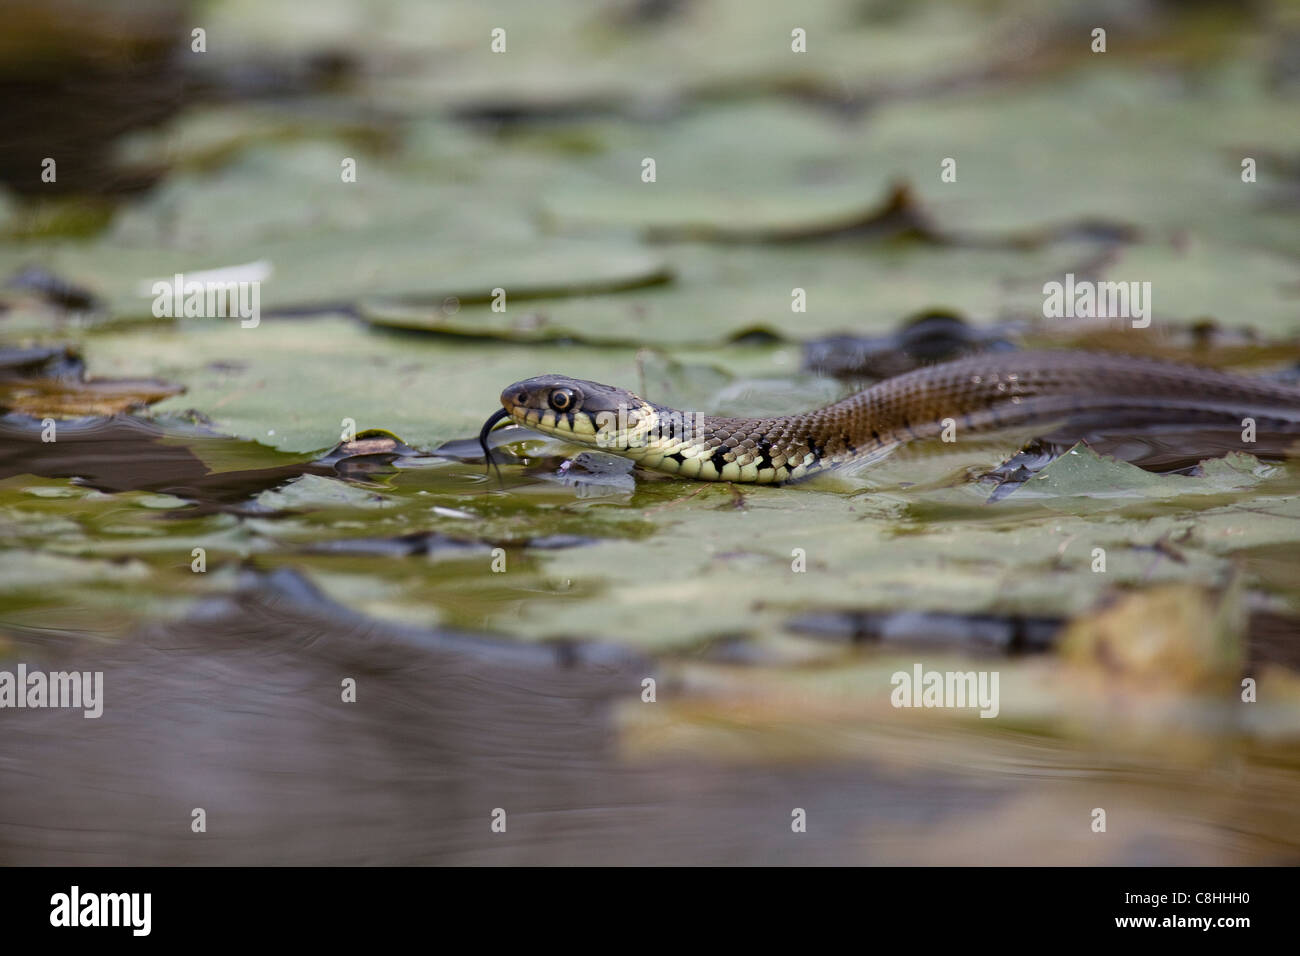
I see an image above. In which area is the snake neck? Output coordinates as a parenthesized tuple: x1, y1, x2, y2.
(615, 402, 876, 483)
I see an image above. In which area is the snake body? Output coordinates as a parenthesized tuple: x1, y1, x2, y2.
(483, 351, 1300, 484)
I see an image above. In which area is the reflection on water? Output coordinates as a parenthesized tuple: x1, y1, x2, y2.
(1, 566, 1298, 864)
(0, 569, 994, 865)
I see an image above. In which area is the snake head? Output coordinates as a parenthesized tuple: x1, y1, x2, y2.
(495, 374, 653, 449)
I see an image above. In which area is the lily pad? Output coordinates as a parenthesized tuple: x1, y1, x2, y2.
(863, 65, 1300, 254)
(362, 240, 1095, 345)
(1, 229, 671, 322)
(1019, 445, 1274, 503)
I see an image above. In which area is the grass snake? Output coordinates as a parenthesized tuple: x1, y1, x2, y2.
(480, 350, 1300, 484)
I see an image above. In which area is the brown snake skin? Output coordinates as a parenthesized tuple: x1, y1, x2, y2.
(485, 351, 1300, 483)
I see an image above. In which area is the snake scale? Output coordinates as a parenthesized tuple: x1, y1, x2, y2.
(480, 350, 1300, 484)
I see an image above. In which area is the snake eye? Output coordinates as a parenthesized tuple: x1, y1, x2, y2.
(548, 387, 576, 412)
